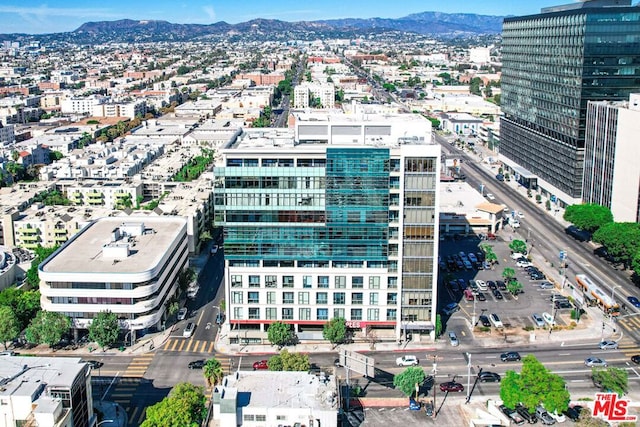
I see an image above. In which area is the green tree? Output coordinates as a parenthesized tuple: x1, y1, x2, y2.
(267, 349, 309, 371)
(435, 314, 442, 337)
(267, 321, 294, 348)
(49, 151, 64, 162)
(88, 310, 120, 350)
(591, 367, 628, 395)
(0, 305, 20, 350)
(322, 317, 346, 347)
(506, 280, 523, 295)
(25, 311, 71, 348)
(500, 370, 522, 409)
(393, 366, 426, 397)
(426, 117, 441, 129)
(502, 267, 516, 281)
(203, 358, 225, 386)
(480, 244, 498, 265)
(267, 353, 283, 371)
(141, 382, 205, 427)
(509, 240, 527, 255)
(564, 204, 613, 233)
(593, 222, 640, 270)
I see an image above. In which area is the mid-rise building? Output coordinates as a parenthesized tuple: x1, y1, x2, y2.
(500, 0, 640, 206)
(214, 114, 439, 344)
(293, 83, 336, 109)
(583, 94, 640, 222)
(39, 216, 188, 342)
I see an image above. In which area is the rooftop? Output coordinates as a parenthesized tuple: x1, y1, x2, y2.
(0, 356, 86, 398)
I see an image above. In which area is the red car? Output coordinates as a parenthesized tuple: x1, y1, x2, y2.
(439, 381, 464, 392)
(252, 360, 268, 370)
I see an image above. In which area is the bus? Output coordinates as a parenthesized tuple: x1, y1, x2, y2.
(574, 274, 620, 316)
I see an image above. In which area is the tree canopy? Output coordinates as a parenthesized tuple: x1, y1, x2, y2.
(0, 305, 20, 350)
(500, 355, 570, 414)
(88, 310, 120, 350)
(203, 358, 225, 386)
(268, 349, 310, 371)
(0, 287, 40, 331)
(141, 382, 206, 427)
(591, 367, 628, 395)
(502, 267, 516, 281)
(393, 366, 426, 397)
(509, 240, 527, 255)
(25, 310, 71, 348)
(564, 204, 613, 233)
(322, 317, 346, 346)
(593, 222, 640, 271)
(267, 321, 295, 348)
(506, 279, 523, 295)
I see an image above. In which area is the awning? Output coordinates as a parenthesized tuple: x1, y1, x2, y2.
(403, 322, 434, 331)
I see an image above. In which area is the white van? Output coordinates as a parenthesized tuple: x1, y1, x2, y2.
(183, 322, 195, 338)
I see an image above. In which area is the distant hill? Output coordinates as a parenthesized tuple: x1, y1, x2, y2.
(0, 12, 506, 43)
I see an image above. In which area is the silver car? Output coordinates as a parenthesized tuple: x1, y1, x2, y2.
(585, 357, 607, 367)
(599, 340, 619, 350)
(448, 332, 459, 347)
(532, 313, 545, 328)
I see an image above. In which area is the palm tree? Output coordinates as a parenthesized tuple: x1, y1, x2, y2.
(203, 358, 224, 386)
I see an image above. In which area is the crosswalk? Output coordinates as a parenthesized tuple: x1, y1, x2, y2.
(107, 355, 155, 426)
(162, 337, 216, 353)
(615, 317, 640, 358)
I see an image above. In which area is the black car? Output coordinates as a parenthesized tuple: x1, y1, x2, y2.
(530, 271, 545, 280)
(501, 351, 522, 362)
(555, 300, 572, 309)
(476, 251, 485, 262)
(85, 360, 103, 369)
(476, 292, 487, 301)
(424, 400, 434, 417)
(188, 360, 206, 369)
(516, 404, 538, 424)
(496, 280, 507, 291)
(563, 405, 583, 422)
(479, 315, 491, 327)
(632, 355, 640, 364)
(478, 371, 501, 382)
(493, 289, 503, 300)
(216, 313, 225, 325)
(487, 281, 497, 290)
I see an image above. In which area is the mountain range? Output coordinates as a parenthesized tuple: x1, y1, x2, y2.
(0, 12, 506, 44)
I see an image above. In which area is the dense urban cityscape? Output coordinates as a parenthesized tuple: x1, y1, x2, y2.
(1, 1, 640, 426)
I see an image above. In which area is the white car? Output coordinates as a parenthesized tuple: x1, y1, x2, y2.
(177, 308, 188, 321)
(486, 193, 496, 201)
(511, 219, 521, 228)
(510, 252, 525, 260)
(448, 332, 459, 347)
(550, 411, 567, 423)
(475, 280, 488, 291)
(489, 313, 504, 328)
(542, 312, 556, 326)
(517, 211, 525, 218)
(396, 355, 419, 366)
(516, 260, 533, 268)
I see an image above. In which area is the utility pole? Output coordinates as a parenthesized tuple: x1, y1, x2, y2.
(465, 352, 472, 403)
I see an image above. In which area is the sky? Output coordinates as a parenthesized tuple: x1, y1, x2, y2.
(0, 1, 579, 35)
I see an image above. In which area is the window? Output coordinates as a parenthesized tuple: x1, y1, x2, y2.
(256, 415, 266, 422)
(351, 309, 362, 320)
(334, 308, 345, 318)
(243, 414, 255, 421)
(387, 293, 397, 304)
(248, 292, 259, 304)
(352, 276, 363, 288)
(317, 308, 329, 320)
(370, 292, 379, 305)
(316, 292, 328, 305)
(335, 276, 346, 288)
(333, 292, 345, 305)
(352, 292, 363, 305)
(388, 277, 398, 288)
(232, 291, 243, 304)
(298, 292, 309, 305)
(369, 276, 380, 289)
(276, 415, 287, 421)
(318, 276, 329, 288)
(267, 291, 276, 304)
(368, 308, 380, 321)
(249, 308, 260, 319)
(387, 309, 397, 320)
(265, 275, 277, 288)
(282, 308, 293, 320)
(303, 275, 313, 288)
(231, 275, 242, 288)
(266, 307, 277, 319)
(283, 276, 294, 287)
(249, 275, 260, 287)
(233, 307, 243, 319)
(299, 308, 311, 320)
(283, 292, 294, 304)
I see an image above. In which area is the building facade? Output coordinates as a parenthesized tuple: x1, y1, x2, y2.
(500, 0, 640, 205)
(38, 217, 188, 342)
(214, 119, 439, 343)
(583, 94, 640, 222)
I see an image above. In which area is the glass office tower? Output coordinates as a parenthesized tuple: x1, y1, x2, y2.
(500, 0, 640, 203)
(213, 124, 439, 344)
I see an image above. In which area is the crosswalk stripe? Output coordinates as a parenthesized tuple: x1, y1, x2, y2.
(178, 339, 187, 352)
(129, 407, 140, 426)
(137, 408, 147, 425)
(208, 342, 215, 353)
(199, 341, 207, 352)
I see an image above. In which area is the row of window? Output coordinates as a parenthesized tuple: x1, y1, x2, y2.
(231, 290, 398, 306)
(231, 275, 396, 289)
(233, 307, 396, 321)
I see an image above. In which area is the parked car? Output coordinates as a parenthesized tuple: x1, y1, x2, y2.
(599, 340, 619, 350)
(539, 281, 555, 289)
(516, 404, 538, 424)
(188, 359, 205, 369)
(253, 360, 269, 370)
(542, 312, 556, 326)
(424, 400, 434, 417)
(408, 397, 421, 410)
(85, 360, 103, 369)
(532, 313, 545, 328)
(565, 225, 591, 242)
(496, 174, 504, 181)
(183, 322, 196, 338)
(476, 292, 487, 301)
(535, 406, 557, 425)
(554, 300, 572, 310)
(499, 405, 525, 426)
(486, 232, 497, 240)
(496, 280, 507, 291)
(177, 307, 188, 321)
(549, 411, 566, 423)
(516, 260, 533, 268)
(510, 252, 526, 260)
(478, 371, 501, 383)
(448, 331, 459, 347)
(486, 193, 496, 201)
(442, 302, 459, 316)
(468, 253, 478, 263)
(489, 313, 504, 328)
(585, 357, 607, 367)
(501, 351, 522, 362)
(530, 271, 545, 280)
(215, 313, 225, 325)
(511, 219, 521, 228)
(627, 296, 640, 308)
(475, 280, 488, 291)
(517, 211, 525, 218)
(492, 289, 504, 300)
(396, 355, 419, 366)
(486, 280, 497, 290)
(439, 381, 464, 392)
(562, 406, 583, 422)
(479, 315, 491, 327)
(631, 355, 640, 364)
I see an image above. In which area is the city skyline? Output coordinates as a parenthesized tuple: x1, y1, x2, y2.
(2, 0, 567, 35)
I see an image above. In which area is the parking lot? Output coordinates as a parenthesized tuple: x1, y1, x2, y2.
(438, 233, 574, 339)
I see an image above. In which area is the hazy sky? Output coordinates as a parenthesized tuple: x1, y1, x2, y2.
(0, 1, 579, 35)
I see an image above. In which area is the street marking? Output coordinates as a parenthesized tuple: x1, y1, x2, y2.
(170, 339, 179, 351)
(200, 341, 207, 352)
(129, 407, 140, 426)
(558, 353, 571, 356)
(208, 342, 215, 353)
(178, 339, 186, 352)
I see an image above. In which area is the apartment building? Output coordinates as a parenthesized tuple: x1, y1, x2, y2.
(0, 356, 94, 427)
(39, 217, 188, 341)
(214, 115, 439, 344)
(583, 94, 640, 222)
(61, 96, 105, 115)
(500, 0, 640, 206)
(92, 100, 147, 120)
(293, 83, 336, 109)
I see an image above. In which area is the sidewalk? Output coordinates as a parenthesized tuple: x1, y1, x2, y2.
(93, 400, 127, 427)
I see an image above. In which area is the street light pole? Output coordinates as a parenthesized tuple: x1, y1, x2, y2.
(465, 353, 472, 403)
(471, 295, 477, 328)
